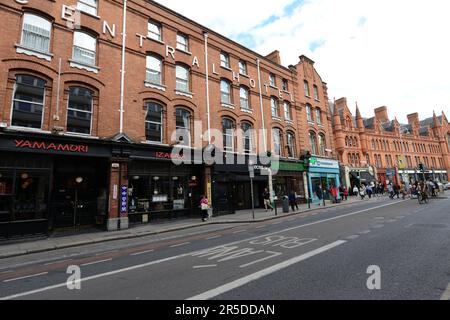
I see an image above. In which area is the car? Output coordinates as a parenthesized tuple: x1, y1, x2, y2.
(445, 182, 450, 190)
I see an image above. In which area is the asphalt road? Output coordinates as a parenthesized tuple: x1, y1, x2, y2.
(0, 195, 449, 300)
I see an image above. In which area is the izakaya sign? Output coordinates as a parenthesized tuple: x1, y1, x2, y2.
(15, 140, 89, 153)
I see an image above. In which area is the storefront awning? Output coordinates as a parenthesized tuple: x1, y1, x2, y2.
(350, 171, 376, 183)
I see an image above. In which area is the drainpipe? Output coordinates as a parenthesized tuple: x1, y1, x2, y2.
(119, 0, 127, 134)
(204, 32, 211, 144)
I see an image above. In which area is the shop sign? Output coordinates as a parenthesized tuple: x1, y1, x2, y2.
(120, 186, 128, 215)
(309, 158, 339, 169)
(155, 151, 185, 160)
(14, 139, 89, 153)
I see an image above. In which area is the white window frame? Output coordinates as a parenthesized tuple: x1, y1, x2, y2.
(241, 122, 253, 154)
(222, 118, 235, 152)
(240, 86, 249, 110)
(77, 0, 98, 16)
(146, 55, 162, 85)
(176, 33, 189, 52)
(271, 97, 279, 118)
(72, 31, 96, 66)
(269, 73, 276, 87)
(175, 65, 190, 93)
(239, 60, 247, 75)
(145, 102, 163, 143)
(306, 105, 313, 122)
(304, 80, 310, 97)
(287, 132, 296, 158)
(11, 75, 46, 130)
(148, 20, 162, 41)
(175, 108, 192, 146)
(221, 80, 231, 104)
(284, 102, 291, 120)
(20, 13, 51, 54)
(66, 87, 93, 135)
(316, 108, 322, 125)
(220, 52, 230, 68)
(272, 128, 282, 156)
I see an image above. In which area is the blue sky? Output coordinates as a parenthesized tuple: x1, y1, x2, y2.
(155, 0, 450, 122)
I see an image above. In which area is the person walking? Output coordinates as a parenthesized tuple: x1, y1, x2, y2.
(387, 183, 394, 199)
(343, 186, 349, 201)
(353, 185, 359, 197)
(199, 195, 209, 222)
(288, 191, 299, 212)
(263, 188, 273, 212)
(400, 183, 406, 200)
(359, 184, 367, 200)
(366, 184, 373, 199)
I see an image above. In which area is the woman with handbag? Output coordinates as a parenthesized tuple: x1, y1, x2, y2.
(200, 195, 209, 222)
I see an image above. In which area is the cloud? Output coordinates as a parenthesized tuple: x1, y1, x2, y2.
(154, 0, 450, 123)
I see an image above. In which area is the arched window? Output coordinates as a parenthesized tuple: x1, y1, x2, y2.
(241, 122, 253, 154)
(222, 117, 235, 152)
(145, 102, 163, 142)
(318, 133, 326, 156)
(77, 0, 98, 16)
(147, 20, 162, 41)
(271, 97, 279, 118)
(67, 87, 93, 135)
(220, 79, 231, 104)
(286, 132, 296, 158)
(176, 65, 190, 92)
(21, 13, 52, 53)
(309, 131, 318, 155)
(175, 108, 191, 146)
(240, 86, 249, 110)
(146, 55, 162, 85)
(73, 31, 96, 66)
(11, 75, 46, 129)
(272, 128, 282, 156)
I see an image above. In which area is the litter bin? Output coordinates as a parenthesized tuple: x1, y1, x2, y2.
(282, 196, 290, 213)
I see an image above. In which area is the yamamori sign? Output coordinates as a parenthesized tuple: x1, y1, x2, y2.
(309, 158, 339, 169)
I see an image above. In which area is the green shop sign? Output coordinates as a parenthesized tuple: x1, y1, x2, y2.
(272, 161, 305, 172)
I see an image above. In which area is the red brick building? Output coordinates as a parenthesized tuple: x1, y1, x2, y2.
(332, 98, 450, 189)
(0, 0, 337, 238)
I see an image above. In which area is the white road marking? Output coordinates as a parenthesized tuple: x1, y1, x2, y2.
(233, 230, 246, 234)
(130, 250, 154, 256)
(95, 250, 118, 256)
(0, 201, 404, 300)
(170, 242, 190, 248)
(440, 282, 450, 300)
(372, 224, 385, 229)
(206, 236, 221, 240)
(359, 230, 371, 234)
(255, 225, 265, 229)
(346, 235, 360, 240)
(0, 252, 192, 300)
(193, 265, 217, 269)
(81, 259, 112, 267)
(3, 272, 48, 283)
(187, 240, 346, 300)
(44, 259, 72, 266)
(239, 251, 282, 268)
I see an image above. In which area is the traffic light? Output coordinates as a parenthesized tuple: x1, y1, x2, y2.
(300, 151, 312, 169)
(418, 163, 424, 172)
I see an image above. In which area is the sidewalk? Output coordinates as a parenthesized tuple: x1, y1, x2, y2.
(0, 196, 387, 259)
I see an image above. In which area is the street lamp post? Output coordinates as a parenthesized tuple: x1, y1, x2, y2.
(249, 160, 255, 220)
(74, 176, 83, 228)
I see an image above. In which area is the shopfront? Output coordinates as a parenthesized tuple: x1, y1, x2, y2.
(0, 133, 111, 239)
(307, 158, 340, 203)
(272, 160, 306, 205)
(127, 147, 203, 223)
(212, 154, 271, 215)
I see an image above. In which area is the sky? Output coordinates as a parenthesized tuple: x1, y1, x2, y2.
(154, 0, 450, 124)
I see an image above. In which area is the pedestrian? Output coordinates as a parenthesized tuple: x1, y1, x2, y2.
(387, 183, 394, 199)
(316, 185, 323, 205)
(353, 185, 359, 197)
(330, 185, 339, 203)
(394, 184, 400, 199)
(366, 184, 373, 199)
(343, 186, 349, 201)
(288, 191, 299, 212)
(263, 188, 273, 212)
(199, 195, 209, 222)
(359, 184, 366, 200)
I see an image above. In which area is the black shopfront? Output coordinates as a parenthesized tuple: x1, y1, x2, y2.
(126, 146, 203, 224)
(212, 154, 271, 215)
(0, 132, 111, 240)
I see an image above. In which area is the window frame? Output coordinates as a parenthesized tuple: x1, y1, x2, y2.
(66, 86, 94, 135)
(175, 64, 190, 93)
(72, 31, 97, 66)
(222, 117, 235, 152)
(272, 128, 282, 156)
(304, 80, 310, 97)
(269, 73, 276, 87)
(176, 32, 189, 52)
(271, 97, 279, 118)
(11, 75, 46, 130)
(220, 79, 232, 105)
(175, 108, 192, 146)
(306, 104, 313, 122)
(147, 20, 162, 42)
(220, 52, 230, 68)
(241, 122, 254, 154)
(239, 86, 250, 110)
(77, 0, 98, 16)
(145, 101, 164, 143)
(20, 13, 52, 54)
(283, 101, 291, 121)
(286, 132, 296, 158)
(239, 60, 248, 75)
(146, 54, 163, 85)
